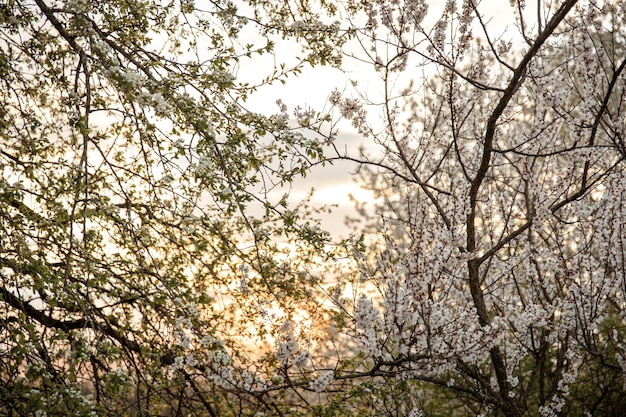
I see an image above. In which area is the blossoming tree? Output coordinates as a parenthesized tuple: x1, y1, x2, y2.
(2, 0, 626, 416)
(298, 0, 626, 416)
(0, 0, 341, 415)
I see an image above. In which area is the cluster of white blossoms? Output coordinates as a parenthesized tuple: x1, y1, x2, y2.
(308, 371, 333, 393)
(403, 0, 429, 27)
(173, 354, 198, 370)
(287, 19, 340, 37)
(428, 0, 453, 53)
(91, 40, 119, 66)
(538, 351, 582, 417)
(518, 303, 549, 329)
(407, 409, 423, 417)
(106, 368, 130, 386)
(30, 385, 98, 417)
(211, 67, 235, 88)
(193, 155, 214, 177)
(204, 351, 270, 393)
(291, 350, 312, 369)
(293, 105, 317, 128)
(170, 298, 204, 370)
(354, 296, 382, 357)
(364, 0, 428, 33)
(275, 320, 310, 369)
(328, 89, 368, 135)
(136, 91, 172, 115)
(273, 99, 290, 126)
(103, 66, 145, 89)
(207, 364, 236, 389)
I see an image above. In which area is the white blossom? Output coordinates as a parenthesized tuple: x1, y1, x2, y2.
(407, 409, 423, 417)
(309, 371, 333, 393)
